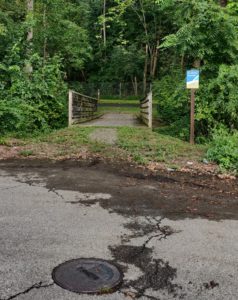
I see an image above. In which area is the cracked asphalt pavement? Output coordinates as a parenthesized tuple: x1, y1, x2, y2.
(0, 159, 238, 300)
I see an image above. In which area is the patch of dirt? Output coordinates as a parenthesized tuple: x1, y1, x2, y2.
(147, 160, 219, 177)
(89, 128, 118, 145)
(0, 146, 20, 160)
(0, 135, 221, 178)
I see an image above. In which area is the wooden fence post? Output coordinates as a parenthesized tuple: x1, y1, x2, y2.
(139, 91, 153, 128)
(68, 90, 73, 126)
(97, 89, 100, 102)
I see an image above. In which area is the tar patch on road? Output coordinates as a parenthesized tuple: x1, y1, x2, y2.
(110, 245, 180, 299)
(108, 217, 182, 299)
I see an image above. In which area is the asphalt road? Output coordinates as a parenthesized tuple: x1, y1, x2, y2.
(0, 160, 238, 300)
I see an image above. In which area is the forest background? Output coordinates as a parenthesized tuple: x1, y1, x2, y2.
(0, 0, 238, 172)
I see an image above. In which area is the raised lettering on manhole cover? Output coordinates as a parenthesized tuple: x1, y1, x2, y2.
(52, 258, 123, 294)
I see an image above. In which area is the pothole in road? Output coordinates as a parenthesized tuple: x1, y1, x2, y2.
(52, 258, 123, 295)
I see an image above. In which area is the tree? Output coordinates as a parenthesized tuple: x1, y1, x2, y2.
(220, 0, 228, 7)
(1, 0, 238, 136)
(103, 0, 107, 46)
(25, 0, 34, 73)
(160, 0, 238, 70)
(33, 0, 92, 79)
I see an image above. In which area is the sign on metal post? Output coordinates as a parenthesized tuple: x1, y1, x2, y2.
(186, 69, 199, 89)
(186, 69, 200, 144)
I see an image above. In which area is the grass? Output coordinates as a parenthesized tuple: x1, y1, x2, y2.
(98, 106, 140, 114)
(14, 127, 108, 159)
(98, 98, 139, 115)
(4, 126, 207, 170)
(19, 150, 33, 157)
(31, 127, 94, 144)
(0, 137, 8, 146)
(98, 106, 157, 116)
(98, 98, 157, 116)
(100, 99, 139, 105)
(117, 127, 207, 165)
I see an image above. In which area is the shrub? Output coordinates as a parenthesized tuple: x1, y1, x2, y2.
(155, 116, 190, 141)
(207, 127, 238, 173)
(154, 65, 238, 141)
(196, 64, 238, 135)
(0, 55, 68, 135)
(154, 71, 189, 123)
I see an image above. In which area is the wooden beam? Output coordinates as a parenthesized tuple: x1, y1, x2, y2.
(68, 90, 73, 126)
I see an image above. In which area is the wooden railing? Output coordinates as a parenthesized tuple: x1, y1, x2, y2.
(68, 90, 98, 126)
(140, 91, 152, 128)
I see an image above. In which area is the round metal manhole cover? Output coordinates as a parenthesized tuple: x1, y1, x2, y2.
(52, 258, 123, 294)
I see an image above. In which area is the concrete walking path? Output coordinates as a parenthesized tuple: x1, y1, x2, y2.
(80, 112, 143, 127)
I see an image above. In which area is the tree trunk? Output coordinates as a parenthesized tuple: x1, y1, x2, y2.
(43, 4, 48, 64)
(25, 0, 34, 74)
(193, 59, 201, 68)
(220, 0, 228, 7)
(103, 0, 106, 47)
(134, 76, 138, 97)
(150, 40, 159, 79)
(143, 44, 148, 95)
(132, 77, 138, 97)
(27, 0, 33, 42)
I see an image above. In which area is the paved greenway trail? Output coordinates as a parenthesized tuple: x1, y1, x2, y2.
(89, 128, 118, 145)
(1, 160, 238, 300)
(84, 112, 144, 145)
(82, 113, 142, 127)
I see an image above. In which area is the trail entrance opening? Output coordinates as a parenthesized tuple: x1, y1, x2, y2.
(68, 85, 153, 128)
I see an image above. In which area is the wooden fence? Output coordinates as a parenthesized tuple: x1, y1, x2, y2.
(140, 91, 152, 128)
(68, 90, 98, 126)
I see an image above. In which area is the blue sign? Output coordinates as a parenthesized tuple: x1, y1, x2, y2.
(186, 69, 200, 89)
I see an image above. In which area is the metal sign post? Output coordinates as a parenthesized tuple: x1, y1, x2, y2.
(190, 89, 195, 145)
(186, 69, 200, 144)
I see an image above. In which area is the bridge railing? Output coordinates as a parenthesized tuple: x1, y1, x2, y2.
(140, 91, 152, 128)
(68, 90, 98, 126)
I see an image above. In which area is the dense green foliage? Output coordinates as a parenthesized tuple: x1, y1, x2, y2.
(207, 127, 238, 173)
(0, 0, 238, 170)
(0, 54, 67, 134)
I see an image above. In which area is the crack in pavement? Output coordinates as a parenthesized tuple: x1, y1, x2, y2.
(0, 282, 54, 300)
(48, 188, 65, 200)
(142, 295, 158, 300)
(119, 290, 159, 300)
(122, 217, 175, 251)
(141, 217, 174, 250)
